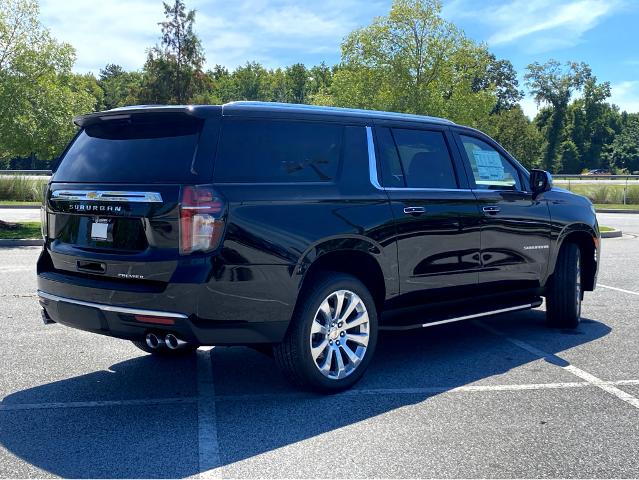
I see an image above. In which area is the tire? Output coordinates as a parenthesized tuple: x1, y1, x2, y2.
(274, 272, 378, 392)
(546, 242, 582, 328)
(131, 340, 198, 356)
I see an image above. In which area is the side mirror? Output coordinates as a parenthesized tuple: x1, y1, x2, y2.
(530, 169, 553, 194)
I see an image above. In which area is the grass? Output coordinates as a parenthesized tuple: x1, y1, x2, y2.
(594, 203, 639, 210)
(599, 226, 615, 232)
(0, 175, 48, 202)
(0, 200, 41, 206)
(0, 221, 41, 239)
(562, 184, 639, 205)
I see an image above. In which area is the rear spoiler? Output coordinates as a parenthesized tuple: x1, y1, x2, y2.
(73, 105, 222, 128)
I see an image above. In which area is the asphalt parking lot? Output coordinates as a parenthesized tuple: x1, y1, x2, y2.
(0, 212, 638, 478)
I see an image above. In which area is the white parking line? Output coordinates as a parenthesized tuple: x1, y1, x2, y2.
(0, 396, 197, 412)
(196, 348, 221, 478)
(599, 284, 639, 296)
(211, 379, 639, 402)
(476, 321, 639, 410)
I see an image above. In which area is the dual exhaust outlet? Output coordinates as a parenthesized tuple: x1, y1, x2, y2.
(145, 332, 188, 350)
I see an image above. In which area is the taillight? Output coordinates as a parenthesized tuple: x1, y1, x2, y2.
(179, 185, 226, 255)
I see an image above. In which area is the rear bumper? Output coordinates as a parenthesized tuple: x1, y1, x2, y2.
(37, 278, 290, 346)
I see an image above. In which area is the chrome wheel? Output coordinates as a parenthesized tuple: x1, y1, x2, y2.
(309, 289, 370, 380)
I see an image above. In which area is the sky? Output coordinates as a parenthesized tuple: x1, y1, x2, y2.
(39, 0, 639, 117)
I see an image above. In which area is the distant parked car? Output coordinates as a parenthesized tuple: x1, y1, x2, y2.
(585, 169, 611, 175)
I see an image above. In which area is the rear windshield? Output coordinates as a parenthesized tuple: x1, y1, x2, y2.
(54, 116, 204, 183)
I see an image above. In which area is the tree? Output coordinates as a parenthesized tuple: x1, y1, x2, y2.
(480, 106, 541, 169)
(0, 0, 96, 160)
(285, 63, 308, 104)
(99, 64, 142, 109)
(524, 60, 591, 171)
(231, 61, 272, 101)
(474, 54, 523, 113)
(558, 140, 580, 174)
(603, 117, 639, 173)
(328, 0, 496, 126)
(140, 0, 206, 104)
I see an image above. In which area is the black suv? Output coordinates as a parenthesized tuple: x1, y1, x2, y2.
(37, 102, 600, 392)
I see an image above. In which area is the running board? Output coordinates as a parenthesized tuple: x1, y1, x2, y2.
(379, 300, 542, 331)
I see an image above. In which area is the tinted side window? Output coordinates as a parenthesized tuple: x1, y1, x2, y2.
(376, 127, 405, 188)
(391, 129, 457, 189)
(215, 119, 342, 183)
(460, 135, 522, 191)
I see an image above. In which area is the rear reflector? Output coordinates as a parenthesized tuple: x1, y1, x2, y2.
(134, 315, 176, 325)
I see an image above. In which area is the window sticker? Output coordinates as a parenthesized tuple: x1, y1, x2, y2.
(473, 150, 505, 181)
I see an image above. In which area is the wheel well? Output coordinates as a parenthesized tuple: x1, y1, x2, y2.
(298, 250, 386, 312)
(559, 231, 597, 291)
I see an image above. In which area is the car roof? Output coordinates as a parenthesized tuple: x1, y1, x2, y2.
(221, 101, 455, 125)
(75, 102, 456, 127)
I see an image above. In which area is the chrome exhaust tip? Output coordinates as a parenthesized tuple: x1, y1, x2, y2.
(145, 332, 163, 350)
(165, 333, 188, 350)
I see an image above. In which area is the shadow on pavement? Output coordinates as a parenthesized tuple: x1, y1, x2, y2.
(0, 309, 610, 478)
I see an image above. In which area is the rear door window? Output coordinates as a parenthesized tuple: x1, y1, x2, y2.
(54, 115, 205, 183)
(377, 127, 458, 189)
(215, 119, 343, 183)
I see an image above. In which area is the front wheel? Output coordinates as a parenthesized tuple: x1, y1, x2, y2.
(274, 272, 378, 392)
(546, 242, 582, 328)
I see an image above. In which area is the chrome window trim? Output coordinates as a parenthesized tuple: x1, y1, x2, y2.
(37, 290, 188, 319)
(385, 187, 473, 193)
(51, 190, 163, 203)
(366, 126, 384, 190)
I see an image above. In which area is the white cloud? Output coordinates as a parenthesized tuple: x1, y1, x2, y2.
(40, 0, 162, 73)
(610, 80, 639, 113)
(38, 0, 384, 73)
(447, 0, 623, 53)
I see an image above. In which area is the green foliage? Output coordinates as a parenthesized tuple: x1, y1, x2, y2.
(0, 0, 635, 175)
(602, 117, 639, 173)
(0, 0, 96, 160)
(0, 175, 47, 201)
(327, 0, 496, 126)
(558, 140, 580, 174)
(99, 64, 143, 109)
(139, 0, 207, 104)
(525, 60, 592, 171)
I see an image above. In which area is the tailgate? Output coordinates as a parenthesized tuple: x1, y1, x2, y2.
(44, 184, 181, 283)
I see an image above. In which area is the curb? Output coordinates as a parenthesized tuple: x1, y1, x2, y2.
(0, 205, 40, 209)
(601, 229, 623, 239)
(596, 209, 639, 214)
(0, 239, 42, 247)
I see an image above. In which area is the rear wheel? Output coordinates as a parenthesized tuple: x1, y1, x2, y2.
(546, 242, 582, 328)
(274, 272, 378, 392)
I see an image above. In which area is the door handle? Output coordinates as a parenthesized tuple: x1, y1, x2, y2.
(404, 206, 426, 215)
(482, 206, 501, 215)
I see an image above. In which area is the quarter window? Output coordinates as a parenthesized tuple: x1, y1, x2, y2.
(460, 135, 522, 191)
(215, 119, 342, 183)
